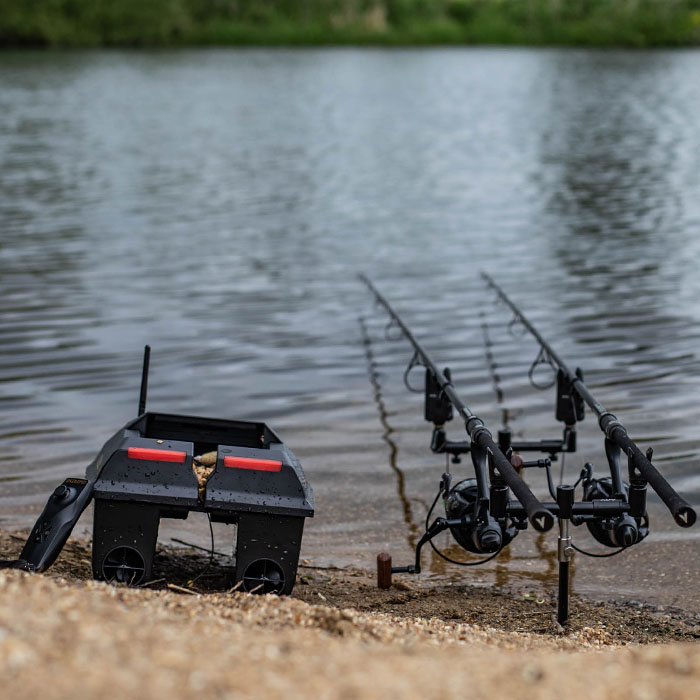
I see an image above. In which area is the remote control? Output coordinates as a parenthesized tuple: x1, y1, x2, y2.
(18, 477, 94, 572)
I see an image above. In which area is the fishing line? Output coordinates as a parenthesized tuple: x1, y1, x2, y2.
(480, 312, 506, 424)
(571, 543, 627, 558)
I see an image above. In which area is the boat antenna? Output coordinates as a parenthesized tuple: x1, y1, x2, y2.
(138, 345, 151, 415)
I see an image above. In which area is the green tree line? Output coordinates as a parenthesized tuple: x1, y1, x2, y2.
(2, 0, 700, 47)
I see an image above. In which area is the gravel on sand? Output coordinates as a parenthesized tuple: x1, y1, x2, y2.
(0, 530, 698, 699)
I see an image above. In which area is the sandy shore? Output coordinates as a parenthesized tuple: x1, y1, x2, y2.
(1, 530, 698, 699)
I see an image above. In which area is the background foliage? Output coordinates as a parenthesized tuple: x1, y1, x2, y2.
(2, 1, 700, 47)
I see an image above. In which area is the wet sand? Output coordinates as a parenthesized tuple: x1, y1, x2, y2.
(1, 530, 699, 700)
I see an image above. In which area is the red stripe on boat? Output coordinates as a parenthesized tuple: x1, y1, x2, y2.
(127, 447, 187, 463)
(223, 456, 282, 472)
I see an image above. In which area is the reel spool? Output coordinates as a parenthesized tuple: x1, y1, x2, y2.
(583, 477, 649, 547)
(444, 478, 518, 554)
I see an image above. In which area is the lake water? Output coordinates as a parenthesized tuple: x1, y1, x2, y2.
(1, 48, 700, 609)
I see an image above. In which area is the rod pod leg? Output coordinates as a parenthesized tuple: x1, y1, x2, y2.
(558, 561, 569, 626)
(556, 485, 575, 626)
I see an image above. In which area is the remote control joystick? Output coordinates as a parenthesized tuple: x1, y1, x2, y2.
(18, 478, 94, 572)
(53, 485, 70, 501)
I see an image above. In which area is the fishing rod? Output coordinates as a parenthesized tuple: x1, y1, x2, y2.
(362, 275, 696, 625)
(360, 274, 554, 536)
(482, 272, 696, 530)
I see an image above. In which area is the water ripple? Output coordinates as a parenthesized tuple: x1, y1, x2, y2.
(1, 49, 700, 570)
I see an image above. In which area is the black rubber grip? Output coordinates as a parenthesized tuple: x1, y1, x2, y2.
(618, 435, 696, 528)
(491, 448, 554, 532)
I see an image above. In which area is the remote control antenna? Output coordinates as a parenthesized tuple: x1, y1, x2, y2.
(138, 345, 151, 416)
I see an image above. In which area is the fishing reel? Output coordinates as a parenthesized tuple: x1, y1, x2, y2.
(581, 472, 649, 548)
(444, 478, 519, 554)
